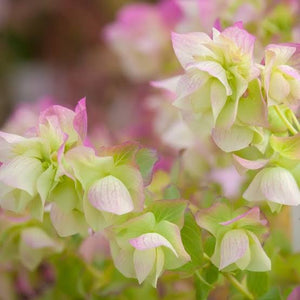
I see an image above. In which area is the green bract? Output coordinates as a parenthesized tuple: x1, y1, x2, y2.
(107, 212, 190, 287)
(196, 204, 270, 272)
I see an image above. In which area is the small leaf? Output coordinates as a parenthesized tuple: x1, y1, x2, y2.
(163, 184, 181, 200)
(135, 148, 158, 186)
(180, 211, 203, 269)
(258, 287, 282, 300)
(247, 271, 270, 297)
(194, 273, 212, 300)
(148, 199, 187, 225)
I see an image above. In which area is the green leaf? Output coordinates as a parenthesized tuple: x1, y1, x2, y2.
(204, 264, 219, 284)
(204, 236, 216, 256)
(258, 287, 282, 300)
(135, 148, 158, 185)
(247, 272, 270, 297)
(194, 273, 212, 300)
(163, 184, 181, 200)
(180, 211, 203, 270)
(148, 199, 187, 225)
(104, 142, 139, 166)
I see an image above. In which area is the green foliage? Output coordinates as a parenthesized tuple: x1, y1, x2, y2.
(147, 199, 187, 225)
(247, 272, 270, 297)
(135, 148, 158, 185)
(178, 211, 203, 273)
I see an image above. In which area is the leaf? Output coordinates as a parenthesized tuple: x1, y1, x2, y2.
(204, 264, 219, 284)
(258, 287, 282, 300)
(135, 148, 158, 186)
(163, 184, 181, 200)
(194, 272, 213, 300)
(180, 211, 203, 270)
(148, 200, 187, 225)
(110, 142, 139, 166)
(247, 272, 270, 297)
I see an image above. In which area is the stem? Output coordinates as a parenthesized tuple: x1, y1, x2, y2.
(288, 110, 300, 132)
(274, 105, 298, 135)
(223, 273, 254, 300)
(195, 270, 214, 288)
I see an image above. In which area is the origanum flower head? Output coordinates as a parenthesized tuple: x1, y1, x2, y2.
(107, 212, 190, 287)
(167, 24, 268, 152)
(263, 43, 300, 107)
(0, 99, 87, 221)
(197, 204, 270, 272)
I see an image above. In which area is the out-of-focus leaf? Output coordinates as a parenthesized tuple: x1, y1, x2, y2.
(247, 271, 270, 297)
(148, 199, 187, 225)
(163, 184, 181, 200)
(258, 287, 282, 300)
(135, 148, 158, 185)
(179, 211, 203, 272)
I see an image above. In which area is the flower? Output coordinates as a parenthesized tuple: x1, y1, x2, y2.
(0, 99, 87, 221)
(263, 43, 300, 107)
(103, 1, 182, 81)
(107, 212, 190, 287)
(168, 24, 268, 152)
(196, 204, 271, 271)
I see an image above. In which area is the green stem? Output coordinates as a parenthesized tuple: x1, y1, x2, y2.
(223, 273, 254, 300)
(195, 270, 214, 288)
(274, 105, 298, 135)
(288, 110, 300, 132)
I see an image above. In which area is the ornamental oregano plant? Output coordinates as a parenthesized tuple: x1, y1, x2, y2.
(1, 2, 300, 300)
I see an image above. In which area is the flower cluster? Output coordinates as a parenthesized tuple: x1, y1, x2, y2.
(165, 23, 300, 210)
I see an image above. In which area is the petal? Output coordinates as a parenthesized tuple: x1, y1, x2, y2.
(65, 146, 114, 188)
(237, 79, 268, 127)
(21, 227, 59, 249)
(196, 203, 232, 236)
(110, 164, 144, 211)
(37, 165, 55, 205)
(88, 175, 134, 215)
(50, 203, 88, 237)
(265, 44, 295, 65)
(110, 240, 135, 278)
(243, 169, 266, 202)
(150, 76, 180, 95)
(0, 156, 43, 196)
(246, 231, 271, 271)
(171, 32, 213, 68)
(220, 207, 262, 226)
(194, 61, 232, 95)
(232, 154, 269, 171)
(221, 25, 256, 57)
(212, 125, 253, 152)
(74, 98, 88, 142)
(130, 233, 177, 256)
(19, 242, 43, 270)
(83, 196, 107, 232)
(155, 221, 190, 268)
(152, 247, 164, 287)
(260, 167, 300, 206)
(269, 71, 290, 102)
(210, 79, 227, 123)
(133, 248, 156, 284)
(48, 177, 79, 212)
(219, 229, 249, 270)
(175, 68, 210, 100)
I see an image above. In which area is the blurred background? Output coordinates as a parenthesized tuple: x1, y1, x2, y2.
(0, 0, 161, 136)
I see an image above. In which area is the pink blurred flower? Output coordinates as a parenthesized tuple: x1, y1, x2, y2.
(103, 1, 182, 81)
